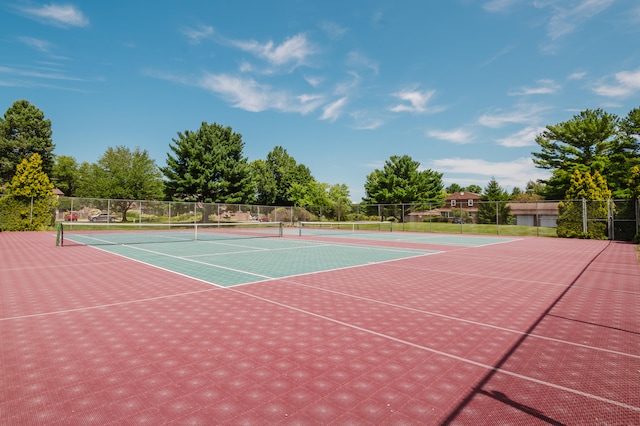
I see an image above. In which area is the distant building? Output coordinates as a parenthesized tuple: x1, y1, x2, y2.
(408, 192, 559, 228)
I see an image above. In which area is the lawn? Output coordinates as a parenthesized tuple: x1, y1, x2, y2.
(392, 221, 558, 237)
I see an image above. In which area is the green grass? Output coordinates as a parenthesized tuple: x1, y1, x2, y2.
(391, 221, 558, 237)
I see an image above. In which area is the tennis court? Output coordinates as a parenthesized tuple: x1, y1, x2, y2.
(1, 224, 639, 424)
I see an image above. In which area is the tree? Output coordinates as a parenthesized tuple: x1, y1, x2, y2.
(51, 155, 79, 197)
(76, 146, 164, 221)
(608, 107, 640, 198)
(0, 100, 54, 184)
(465, 184, 482, 194)
(0, 153, 57, 230)
(251, 146, 314, 206)
(363, 155, 444, 221)
(477, 178, 512, 224)
(556, 169, 611, 239)
(162, 122, 254, 205)
(327, 183, 352, 220)
(446, 183, 462, 194)
(630, 166, 640, 200)
(532, 109, 616, 199)
(363, 155, 443, 204)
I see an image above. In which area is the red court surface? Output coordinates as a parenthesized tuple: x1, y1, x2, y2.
(1, 231, 639, 425)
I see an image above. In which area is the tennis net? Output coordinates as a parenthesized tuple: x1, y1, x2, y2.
(298, 221, 393, 236)
(57, 221, 283, 246)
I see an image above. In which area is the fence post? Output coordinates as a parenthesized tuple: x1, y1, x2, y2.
(582, 198, 587, 234)
(607, 199, 613, 240)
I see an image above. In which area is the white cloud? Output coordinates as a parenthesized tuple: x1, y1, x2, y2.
(231, 33, 315, 69)
(509, 79, 561, 96)
(345, 51, 379, 75)
(427, 129, 473, 144)
(480, 45, 514, 67)
(304, 75, 323, 87)
(321, 97, 348, 122)
(430, 157, 550, 189)
(390, 88, 444, 114)
(0, 65, 81, 81)
(496, 126, 544, 147)
(350, 111, 384, 130)
(540, 0, 614, 40)
(18, 36, 53, 53)
(182, 25, 214, 44)
(478, 104, 547, 128)
(20, 4, 89, 27)
(198, 73, 324, 114)
(319, 21, 348, 40)
(568, 71, 586, 80)
(483, 0, 517, 13)
(592, 68, 640, 98)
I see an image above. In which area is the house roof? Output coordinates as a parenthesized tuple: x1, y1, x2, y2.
(507, 202, 559, 215)
(446, 191, 481, 201)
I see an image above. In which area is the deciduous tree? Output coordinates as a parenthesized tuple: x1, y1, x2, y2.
(51, 155, 79, 197)
(557, 169, 611, 239)
(0, 153, 57, 230)
(76, 146, 164, 221)
(251, 146, 314, 206)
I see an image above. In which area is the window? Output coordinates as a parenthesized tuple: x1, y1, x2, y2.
(451, 200, 456, 207)
(468, 199, 473, 207)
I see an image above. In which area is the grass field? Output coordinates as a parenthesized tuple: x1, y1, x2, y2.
(392, 221, 559, 237)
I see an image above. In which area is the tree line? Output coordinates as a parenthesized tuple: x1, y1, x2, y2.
(1, 99, 639, 236)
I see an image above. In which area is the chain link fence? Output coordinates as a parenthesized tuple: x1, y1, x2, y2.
(3, 195, 637, 240)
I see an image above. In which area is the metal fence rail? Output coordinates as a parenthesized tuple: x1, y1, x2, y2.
(45, 196, 639, 241)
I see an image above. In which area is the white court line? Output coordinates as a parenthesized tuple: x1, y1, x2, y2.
(230, 285, 640, 413)
(110, 244, 274, 280)
(44, 233, 640, 410)
(0, 286, 220, 321)
(283, 279, 640, 360)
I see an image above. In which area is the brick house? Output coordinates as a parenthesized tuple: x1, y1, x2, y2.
(408, 191, 481, 223)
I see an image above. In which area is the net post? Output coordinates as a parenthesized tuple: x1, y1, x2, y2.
(56, 222, 63, 247)
(279, 222, 284, 237)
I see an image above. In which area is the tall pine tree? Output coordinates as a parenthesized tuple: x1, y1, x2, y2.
(477, 178, 511, 224)
(162, 122, 253, 204)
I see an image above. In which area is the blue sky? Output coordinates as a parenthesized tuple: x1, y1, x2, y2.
(2, 1, 639, 201)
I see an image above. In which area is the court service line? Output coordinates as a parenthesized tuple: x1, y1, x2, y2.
(230, 286, 640, 413)
(109, 244, 274, 280)
(0, 286, 221, 321)
(185, 241, 431, 259)
(286, 280, 640, 360)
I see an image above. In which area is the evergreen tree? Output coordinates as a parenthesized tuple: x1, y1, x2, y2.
(532, 109, 618, 199)
(477, 178, 511, 224)
(630, 166, 640, 200)
(363, 155, 444, 221)
(363, 155, 443, 204)
(0, 100, 54, 184)
(162, 122, 253, 204)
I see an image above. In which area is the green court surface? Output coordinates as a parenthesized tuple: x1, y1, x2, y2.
(90, 237, 437, 287)
(289, 227, 517, 246)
